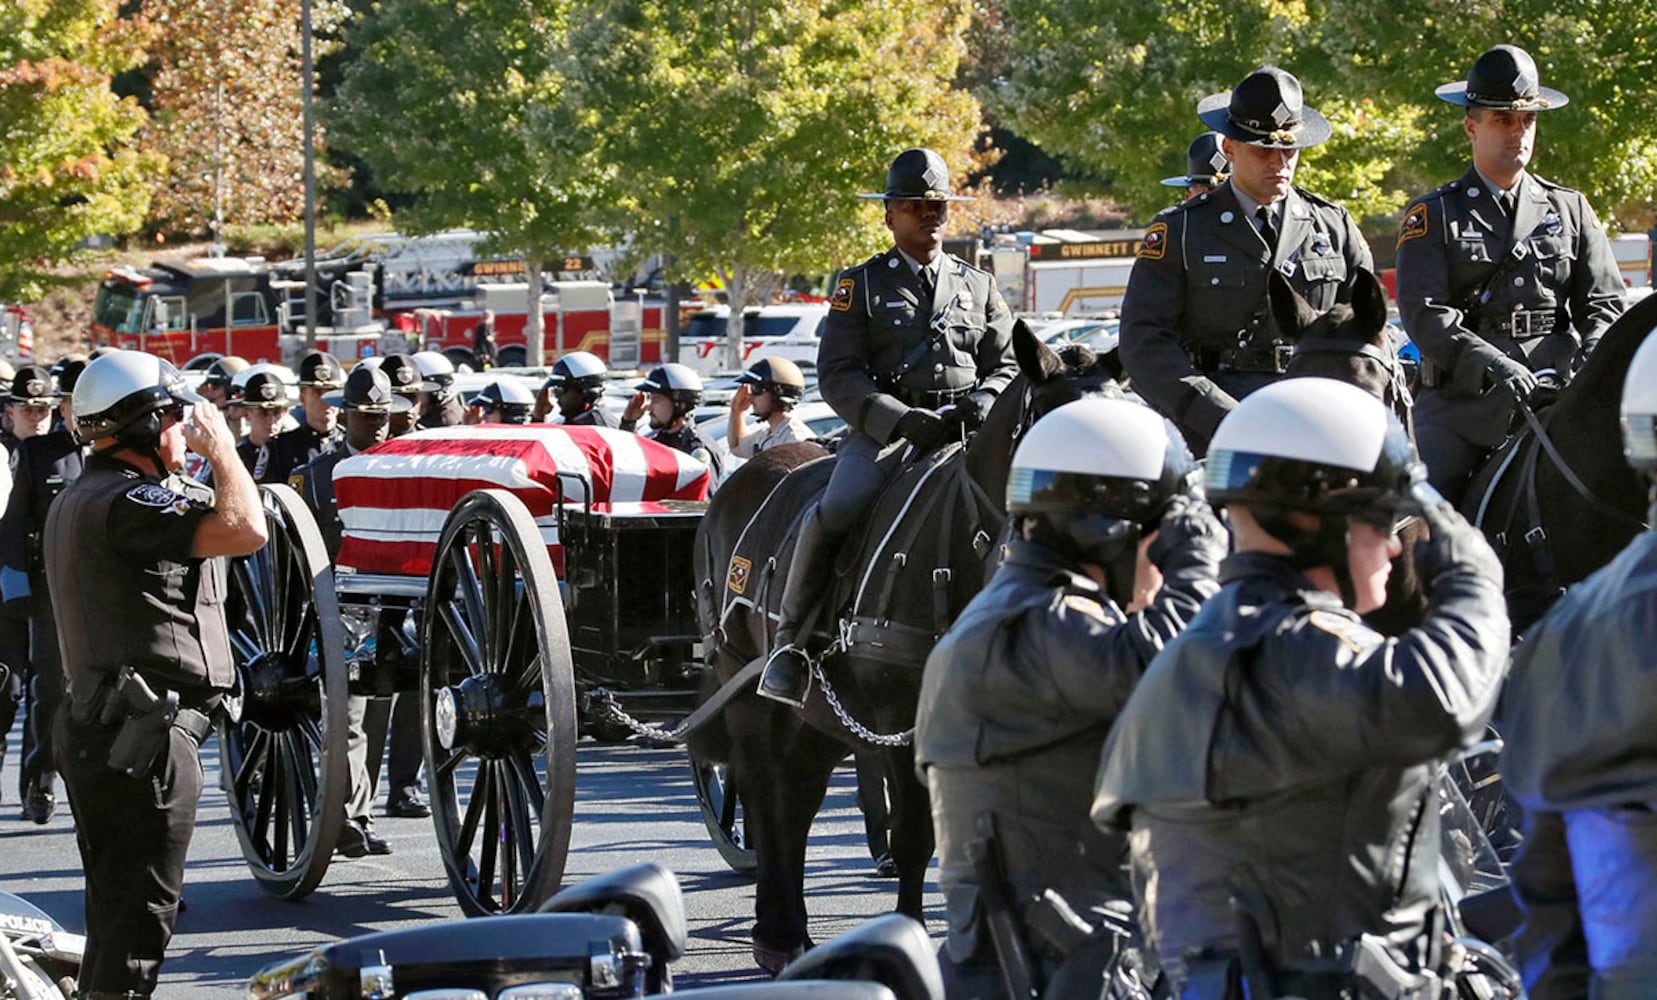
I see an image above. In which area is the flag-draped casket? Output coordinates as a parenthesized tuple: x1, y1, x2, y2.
(333, 425, 711, 577)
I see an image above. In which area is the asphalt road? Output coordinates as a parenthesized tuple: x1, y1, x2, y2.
(0, 726, 943, 996)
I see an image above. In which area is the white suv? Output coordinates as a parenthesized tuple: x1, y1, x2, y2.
(677, 304, 829, 375)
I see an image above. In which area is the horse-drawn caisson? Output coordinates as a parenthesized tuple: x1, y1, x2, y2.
(215, 423, 716, 913)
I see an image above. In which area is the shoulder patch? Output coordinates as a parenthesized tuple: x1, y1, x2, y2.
(125, 482, 191, 517)
(1396, 203, 1429, 249)
(1062, 593, 1116, 624)
(288, 472, 306, 491)
(1138, 222, 1168, 261)
(830, 277, 856, 312)
(1307, 609, 1371, 653)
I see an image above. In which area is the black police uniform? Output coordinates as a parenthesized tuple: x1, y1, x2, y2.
(1395, 168, 1625, 501)
(816, 248, 1016, 531)
(915, 512, 1225, 995)
(0, 427, 19, 784)
(1091, 547, 1510, 996)
(46, 455, 231, 996)
(0, 426, 85, 816)
(1499, 529, 1657, 997)
(1119, 184, 1372, 454)
(263, 421, 343, 486)
(565, 404, 620, 429)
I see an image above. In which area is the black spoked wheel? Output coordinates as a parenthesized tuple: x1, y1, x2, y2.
(219, 484, 349, 899)
(689, 750, 756, 874)
(422, 488, 577, 916)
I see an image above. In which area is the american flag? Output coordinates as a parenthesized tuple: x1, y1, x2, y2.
(334, 425, 710, 577)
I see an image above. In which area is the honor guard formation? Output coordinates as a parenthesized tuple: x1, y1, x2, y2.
(4, 40, 1655, 1000)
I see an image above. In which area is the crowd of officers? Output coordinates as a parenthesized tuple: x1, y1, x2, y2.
(0, 338, 822, 996)
(9, 37, 1653, 1000)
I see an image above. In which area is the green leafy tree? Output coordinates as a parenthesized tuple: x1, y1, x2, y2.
(0, 0, 158, 301)
(329, 0, 614, 364)
(565, 0, 985, 367)
(988, 0, 1656, 230)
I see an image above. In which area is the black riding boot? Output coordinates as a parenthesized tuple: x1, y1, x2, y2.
(757, 510, 839, 707)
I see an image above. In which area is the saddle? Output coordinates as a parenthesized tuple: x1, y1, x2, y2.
(717, 443, 1002, 669)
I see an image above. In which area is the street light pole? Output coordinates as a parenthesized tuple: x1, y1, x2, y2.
(300, 0, 319, 352)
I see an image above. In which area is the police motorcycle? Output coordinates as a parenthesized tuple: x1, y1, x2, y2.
(246, 864, 943, 1000)
(0, 892, 82, 1000)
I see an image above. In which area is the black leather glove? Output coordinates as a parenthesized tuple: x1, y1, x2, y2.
(1147, 497, 1228, 568)
(1414, 499, 1503, 587)
(944, 390, 996, 432)
(895, 408, 949, 452)
(1485, 355, 1539, 404)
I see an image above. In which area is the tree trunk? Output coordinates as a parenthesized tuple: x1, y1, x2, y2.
(525, 259, 545, 367)
(723, 262, 744, 371)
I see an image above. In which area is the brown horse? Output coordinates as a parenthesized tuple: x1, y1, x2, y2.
(1271, 267, 1428, 634)
(691, 324, 1115, 972)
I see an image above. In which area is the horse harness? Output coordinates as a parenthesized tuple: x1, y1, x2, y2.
(1472, 404, 1650, 604)
(1289, 337, 1415, 438)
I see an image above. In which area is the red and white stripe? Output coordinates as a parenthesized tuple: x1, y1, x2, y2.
(334, 425, 709, 577)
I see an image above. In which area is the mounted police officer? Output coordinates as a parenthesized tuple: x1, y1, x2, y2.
(264, 351, 345, 484)
(727, 357, 813, 458)
(233, 368, 293, 483)
(545, 351, 619, 427)
(290, 364, 413, 853)
(1092, 377, 1510, 998)
(622, 363, 723, 478)
(1162, 132, 1230, 202)
(1498, 331, 1657, 998)
(1395, 45, 1625, 505)
(47, 350, 266, 997)
(917, 398, 1225, 998)
(757, 147, 1017, 707)
(1120, 67, 1373, 456)
(2, 356, 87, 823)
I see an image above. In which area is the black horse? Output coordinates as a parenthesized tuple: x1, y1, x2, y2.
(1462, 291, 1657, 630)
(691, 323, 1113, 973)
(1271, 268, 1428, 635)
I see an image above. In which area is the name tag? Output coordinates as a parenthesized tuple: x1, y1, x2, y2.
(1460, 229, 1484, 239)
(886, 301, 907, 309)
(1203, 254, 1228, 263)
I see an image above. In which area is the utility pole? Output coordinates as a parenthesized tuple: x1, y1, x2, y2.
(300, 0, 319, 351)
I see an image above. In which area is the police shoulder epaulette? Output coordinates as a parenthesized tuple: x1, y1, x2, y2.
(951, 252, 991, 277)
(1292, 187, 1345, 211)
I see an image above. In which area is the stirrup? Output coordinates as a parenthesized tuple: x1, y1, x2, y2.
(756, 644, 813, 708)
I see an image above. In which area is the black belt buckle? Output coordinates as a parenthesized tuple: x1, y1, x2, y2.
(1273, 344, 1295, 373)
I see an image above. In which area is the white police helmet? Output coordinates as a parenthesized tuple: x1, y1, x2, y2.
(1007, 398, 1196, 580)
(1622, 328, 1657, 478)
(73, 350, 205, 443)
(640, 363, 704, 414)
(1206, 378, 1419, 522)
(545, 351, 609, 399)
(413, 350, 458, 384)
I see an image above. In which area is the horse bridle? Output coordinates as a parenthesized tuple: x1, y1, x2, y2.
(1291, 338, 1415, 437)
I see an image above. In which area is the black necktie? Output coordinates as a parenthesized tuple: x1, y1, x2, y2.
(917, 266, 936, 305)
(1496, 189, 1516, 219)
(1256, 205, 1279, 251)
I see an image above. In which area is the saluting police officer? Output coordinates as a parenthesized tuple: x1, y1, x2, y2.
(264, 351, 345, 484)
(1120, 67, 1373, 455)
(1395, 45, 1625, 505)
(1092, 378, 1509, 996)
(727, 357, 814, 458)
(917, 398, 1224, 997)
(1498, 332, 1657, 998)
(621, 363, 724, 478)
(380, 354, 434, 437)
(544, 351, 620, 428)
(757, 147, 1017, 707)
(2, 357, 88, 823)
(1161, 132, 1231, 203)
(47, 350, 266, 997)
(289, 365, 413, 853)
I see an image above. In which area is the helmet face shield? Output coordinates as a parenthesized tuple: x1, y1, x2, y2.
(1008, 469, 1168, 525)
(1208, 413, 1424, 526)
